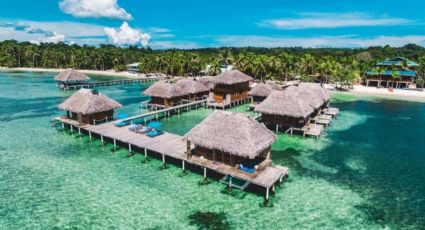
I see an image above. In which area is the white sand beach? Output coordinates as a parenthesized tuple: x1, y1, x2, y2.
(350, 85, 425, 100)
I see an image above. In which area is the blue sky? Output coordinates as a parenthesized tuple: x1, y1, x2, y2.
(1, 0, 425, 49)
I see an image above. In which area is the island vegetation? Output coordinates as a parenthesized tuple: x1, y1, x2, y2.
(1, 40, 425, 87)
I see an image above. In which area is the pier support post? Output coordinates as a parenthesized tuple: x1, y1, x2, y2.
(62, 122, 65, 129)
(70, 125, 73, 133)
(128, 144, 132, 152)
(182, 160, 186, 172)
(143, 148, 148, 163)
(89, 131, 92, 141)
(78, 127, 81, 136)
(101, 135, 104, 144)
(275, 125, 278, 133)
(228, 176, 233, 193)
(203, 167, 207, 178)
(113, 139, 117, 150)
(264, 187, 270, 205)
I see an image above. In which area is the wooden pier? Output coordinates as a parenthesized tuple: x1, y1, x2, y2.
(123, 99, 207, 124)
(63, 77, 166, 90)
(54, 115, 289, 202)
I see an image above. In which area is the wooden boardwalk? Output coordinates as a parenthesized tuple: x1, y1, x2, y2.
(55, 116, 289, 201)
(63, 77, 166, 90)
(122, 99, 207, 124)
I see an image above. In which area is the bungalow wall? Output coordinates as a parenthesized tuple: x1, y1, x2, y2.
(70, 110, 114, 125)
(261, 114, 309, 128)
(194, 145, 270, 167)
(213, 82, 250, 103)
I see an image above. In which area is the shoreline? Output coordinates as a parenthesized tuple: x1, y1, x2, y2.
(0, 67, 150, 79)
(2, 67, 425, 102)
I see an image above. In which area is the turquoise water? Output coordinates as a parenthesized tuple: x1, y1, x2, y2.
(1, 71, 425, 229)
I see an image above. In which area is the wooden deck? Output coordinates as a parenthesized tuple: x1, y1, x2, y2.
(55, 116, 289, 199)
(63, 77, 166, 90)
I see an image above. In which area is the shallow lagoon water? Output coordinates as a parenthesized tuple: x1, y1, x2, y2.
(1, 71, 425, 229)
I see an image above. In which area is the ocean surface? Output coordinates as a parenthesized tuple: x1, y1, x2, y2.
(0, 71, 425, 229)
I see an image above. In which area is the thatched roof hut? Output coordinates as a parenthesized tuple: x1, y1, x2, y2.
(214, 70, 253, 85)
(174, 78, 209, 95)
(54, 69, 90, 82)
(198, 76, 215, 90)
(185, 111, 276, 159)
(255, 87, 314, 119)
(248, 82, 283, 98)
(143, 81, 184, 99)
(58, 89, 122, 115)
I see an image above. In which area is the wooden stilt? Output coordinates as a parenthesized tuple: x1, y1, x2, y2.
(78, 127, 81, 135)
(62, 122, 65, 129)
(89, 131, 92, 140)
(101, 135, 104, 144)
(128, 144, 132, 152)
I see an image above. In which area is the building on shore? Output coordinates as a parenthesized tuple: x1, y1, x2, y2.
(365, 57, 418, 88)
(54, 69, 90, 89)
(143, 79, 209, 109)
(248, 82, 283, 105)
(58, 89, 122, 125)
(185, 111, 276, 173)
(126, 63, 140, 73)
(209, 70, 253, 106)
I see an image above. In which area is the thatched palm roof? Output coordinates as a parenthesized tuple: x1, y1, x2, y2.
(214, 70, 253, 85)
(296, 84, 325, 109)
(58, 89, 122, 115)
(255, 87, 314, 118)
(143, 81, 183, 99)
(54, 69, 90, 82)
(301, 83, 331, 103)
(248, 82, 283, 98)
(185, 111, 276, 159)
(175, 78, 209, 94)
(198, 76, 215, 90)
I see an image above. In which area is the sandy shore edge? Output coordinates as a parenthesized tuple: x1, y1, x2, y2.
(330, 85, 425, 101)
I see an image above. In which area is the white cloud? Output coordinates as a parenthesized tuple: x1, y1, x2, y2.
(42, 32, 66, 43)
(104, 22, 151, 46)
(0, 20, 107, 45)
(59, 0, 132, 20)
(260, 13, 413, 29)
(215, 35, 425, 48)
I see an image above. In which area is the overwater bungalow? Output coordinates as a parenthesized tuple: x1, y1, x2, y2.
(143, 81, 183, 109)
(54, 69, 90, 89)
(174, 78, 209, 101)
(58, 89, 122, 125)
(209, 70, 253, 108)
(248, 82, 283, 105)
(144, 79, 209, 109)
(185, 111, 276, 174)
(365, 57, 418, 88)
(256, 87, 314, 131)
